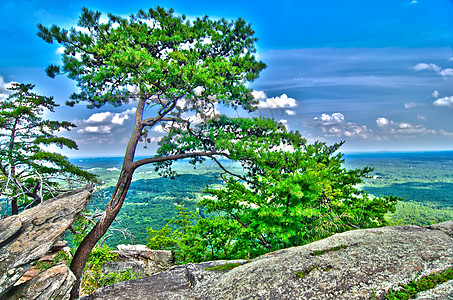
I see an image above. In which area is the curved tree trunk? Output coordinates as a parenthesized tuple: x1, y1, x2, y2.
(68, 98, 146, 299)
(69, 168, 134, 299)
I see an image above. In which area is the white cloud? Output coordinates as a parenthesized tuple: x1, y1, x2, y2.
(411, 0, 418, 4)
(112, 108, 136, 125)
(87, 112, 112, 123)
(417, 114, 427, 121)
(78, 125, 112, 134)
(432, 90, 439, 99)
(255, 91, 297, 109)
(0, 76, 16, 100)
(439, 68, 453, 76)
(251, 90, 267, 100)
(413, 63, 441, 72)
(56, 47, 65, 54)
(440, 130, 453, 136)
(285, 110, 296, 116)
(433, 96, 453, 108)
(404, 102, 425, 109)
(376, 117, 435, 136)
(413, 63, 453, 77)
(73, 108, 138, 145)
(314, 113, 345, 125)
(313, 113, 374, 139)
(376, 117, 389, 127)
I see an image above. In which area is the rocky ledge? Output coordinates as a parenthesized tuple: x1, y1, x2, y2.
(82, 221, 453, 300)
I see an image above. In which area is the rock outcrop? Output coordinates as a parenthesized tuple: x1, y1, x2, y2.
(0, 185, 93, 296)
(0, 264, 75, 300)
(81, 260, 248, 300)
(81, 221, 453, 300)
(103, 245, 173, 277)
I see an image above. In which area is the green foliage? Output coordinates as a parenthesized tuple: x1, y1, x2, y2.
(311, 245, 348, 256)
(85, 245, 118, 270)
(386, 201, 453, 226)
(36, 251, 71, 271)
(147, 203, 205, 263)
(0, 83, 97, 216)
(150, 118, 398, 263)
(38, 6, 265, 112)
(381, 267, 453, 299)
(204, 262, 242, 271)
(80, 245, 142, 295)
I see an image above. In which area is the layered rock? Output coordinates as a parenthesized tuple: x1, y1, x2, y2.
(103, 245, 173, 277)
(81, 260, 248, 300)
(82, 221, 453, 300)
(0, 264, 75, 300)
(0, 185, 93, 296)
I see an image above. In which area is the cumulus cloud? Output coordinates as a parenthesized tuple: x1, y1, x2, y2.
(0, 76, 16, 100)
(413, 63, 453, 77)
(376, 117, 390, 127)
(433, 96, 453, 108)
(74, 108, 137, 143)
(87, 112, 112, 123)
(432, 90, 439, 98)
(285, 110, 296, 116)
(253, 91, 297, 109)
(413, 63, 441, 72)
(314, 113, 345, 125)
(376, 117, 435, 137)
(112, 108, 136, 125)
(313, 113, 374, 139)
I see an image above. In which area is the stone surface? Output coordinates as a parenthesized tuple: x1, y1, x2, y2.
(116, 244, 174, 276)
(80, 260, 248, 300)
(194, 224, 453, 300)
(428, 221, 453, 237)
(0, 264, 76, 300)
(15, 239, 72, 286)
(82, 223, 453, 300)
(0, 185, 93, 296)
(102, 260, 146, 276)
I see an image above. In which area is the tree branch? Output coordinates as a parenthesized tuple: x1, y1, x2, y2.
(130, 151, 228, 170)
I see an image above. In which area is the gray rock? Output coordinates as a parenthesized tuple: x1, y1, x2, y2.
(0, 185, 93, 296)
(81, 223, 453, 300)
(80, 260, 248, 300)
(428, 221, 453, 237)
(102, 260, 146, 276)
(194, 224, 453, 300)
(116, 244, 174, 275)
(0, 264, 76, 300)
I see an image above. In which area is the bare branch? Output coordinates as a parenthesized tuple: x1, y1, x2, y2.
(131, 151, 228, 170)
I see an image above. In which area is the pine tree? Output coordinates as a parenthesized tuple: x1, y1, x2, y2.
(0, 83, 96, 215)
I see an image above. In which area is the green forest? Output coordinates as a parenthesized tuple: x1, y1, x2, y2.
(71, 151, 453, 247)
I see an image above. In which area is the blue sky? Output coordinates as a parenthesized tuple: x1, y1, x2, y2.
(1, 0, 453, 156)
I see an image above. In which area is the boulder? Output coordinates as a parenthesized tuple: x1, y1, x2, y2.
(115, 244, 174, 276)
(0, 185, 94, 296)
(0, 264, 75, 300)
(194, 223, 453, 299)
(81, 222, 453, 299)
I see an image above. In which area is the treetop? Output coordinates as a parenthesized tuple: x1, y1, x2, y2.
(37, 6, 266, 112)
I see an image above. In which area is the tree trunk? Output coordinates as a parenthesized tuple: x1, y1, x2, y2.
(11, 199, 18, 215)
(69, 168, 133, 299)
(68, 98, 146, 299)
